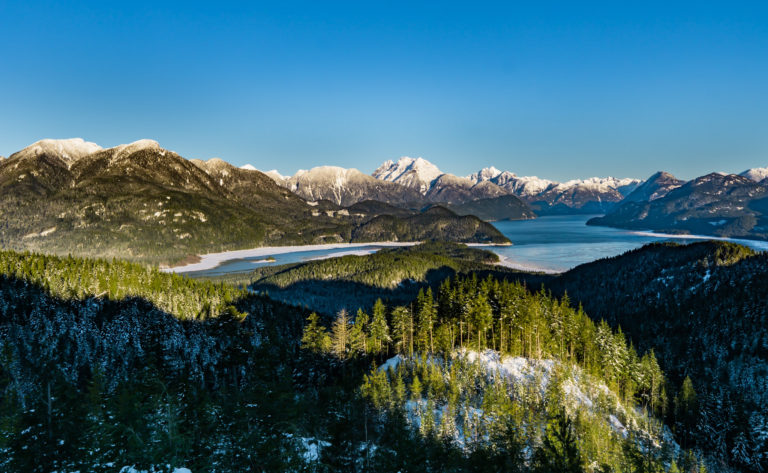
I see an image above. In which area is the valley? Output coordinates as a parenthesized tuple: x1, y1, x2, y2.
(2, 137, 768, 472)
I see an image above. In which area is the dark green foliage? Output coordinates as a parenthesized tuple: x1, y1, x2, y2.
(351, 207, 510, 244)
(245, 242, 522, 315)
(534, 408, 582, 473)
(546, 240, 768, 471)
(442, 194, 536, 222)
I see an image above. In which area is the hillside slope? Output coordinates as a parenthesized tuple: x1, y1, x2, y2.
(0, 139, 508, 264)
(547, 242, 768, 471)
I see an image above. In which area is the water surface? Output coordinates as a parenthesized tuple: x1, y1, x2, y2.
(182, 215, 768, 277)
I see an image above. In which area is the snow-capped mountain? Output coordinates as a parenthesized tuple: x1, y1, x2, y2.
(240, 164, 258, 171)
(465, 166, 641, 214)
(9, 138, 102, 167)
(621, 171, 684, 203)
(467, 166, 503, 182)
(278, 166, 422, 206)
(590, 172, 768, 240)
(740, 166, 768, 182)
(262, 169, 287, 181)
(372, 157, 443, 194)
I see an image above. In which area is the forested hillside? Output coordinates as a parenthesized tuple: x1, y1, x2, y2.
(0, 140, 508, 266)
(302, 276, 704, 472)
(242, 242, 523, 314)
(0, 248, 706, 472)
(546, 242, 768, 472)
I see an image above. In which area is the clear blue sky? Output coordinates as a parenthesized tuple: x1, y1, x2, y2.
(1, 1, 767, 181)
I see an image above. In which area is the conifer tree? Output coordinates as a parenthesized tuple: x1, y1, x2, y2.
(349, 309, 370, 355)
(369, 299, 390, 354)
(535, 407, 582, 473)
(331, 309, 351, 359)
(301, 312, 331, 354)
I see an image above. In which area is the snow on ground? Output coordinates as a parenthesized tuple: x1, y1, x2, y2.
(492, 255, 562, 274)
(378, 355, 403, 372)
(298, 437, 331, 462)
(161, 242, 418, 272)
(119, 467, 191, 473)
(397, 350, 637, 441)
(305, 249, 379, 261)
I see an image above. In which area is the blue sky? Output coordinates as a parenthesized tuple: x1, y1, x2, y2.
(1, 1, 767, 181)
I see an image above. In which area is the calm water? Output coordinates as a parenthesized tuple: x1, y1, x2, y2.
(184, 215, 768, 277)
(491, 215, 768, 272)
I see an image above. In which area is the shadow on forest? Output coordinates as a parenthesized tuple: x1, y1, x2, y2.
(251, 265, 552, 316)
(0, 271, 316, 397)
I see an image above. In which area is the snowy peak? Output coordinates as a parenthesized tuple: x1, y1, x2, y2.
(372, 156, 443, 194)
(740, 166, 768, 182)
(9, 138, 102, 165)
(555, 176, 641, 194)
(240, 164, 258, 172)
(467, 166, 502, 182)
(110, 139, 162, 159)
(622, 171, 683, 203)
(263, 169, 286, 181)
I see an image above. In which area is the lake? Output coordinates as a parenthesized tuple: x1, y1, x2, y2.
(176, 215, 768, 277)
(490, 215, 768, 272)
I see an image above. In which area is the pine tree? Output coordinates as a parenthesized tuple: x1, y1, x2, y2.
(369, 299, 390, 354)
(534, 407, 582, 473)
(301, 312, 331, 354)
(349, 309, 370, 355)
(331, 309, 351, 359)
(391, 306, 411, 356)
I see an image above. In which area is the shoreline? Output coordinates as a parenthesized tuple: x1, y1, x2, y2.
(162, 242, 419, 273)
(626, 230, 768, 251)
(494, 255, 562, 275)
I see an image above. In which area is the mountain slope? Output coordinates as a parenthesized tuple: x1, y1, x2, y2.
(0, 139, 506, 265)
(277, 165, 422, 206)
(372, 156, 443, 193)
(544, 241, 768, 471)
(351, 206, 510, 244)
(741, 166, 768, 182)
(588, 172, 768, 240)
(621, 171, 684, 203)
(442, 194, 535, 221)
(468, 166, 640, 214)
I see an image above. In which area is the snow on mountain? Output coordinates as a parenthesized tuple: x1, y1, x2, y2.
(9, 138, 102, 166)
(263, 169, 287, 181)
(740, 167, 768, 182)
(467, 166, 638, 199)
(467, 166, 502, 182)
(240, 164, 258, 171)
(372, 157, 443, 194)
(110, 139, 162, 160)
(554, 176, 641, 195)
(494, 174, 555, 197)
(622, 171, 684, 203)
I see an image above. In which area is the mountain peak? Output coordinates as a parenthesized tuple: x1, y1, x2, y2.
(372, 156, 443, 194)
(240, 164, 258, 171)
(740, 166, 768, 182)
(10, 138, 103, 164)
(467, 166, 503, 182)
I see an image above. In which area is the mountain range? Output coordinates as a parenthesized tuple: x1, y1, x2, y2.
(0, 139, 507, 265)
(589, 169, 768, 240)
(263, 156, 642, 215)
